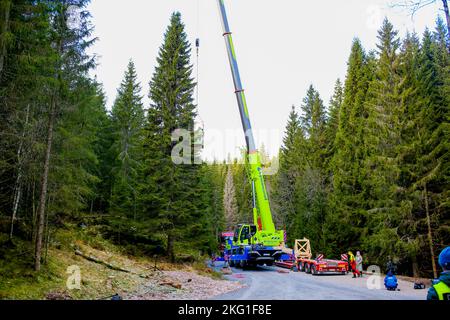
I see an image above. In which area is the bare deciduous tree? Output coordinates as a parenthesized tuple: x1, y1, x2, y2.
(223, 167, 238, 230)
(391, 0, 450, 42)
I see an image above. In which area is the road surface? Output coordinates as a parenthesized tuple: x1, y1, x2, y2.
(212, 263, 427, 300)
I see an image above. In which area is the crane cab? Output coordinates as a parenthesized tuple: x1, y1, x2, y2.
(229, 224, 284, 268)
(233, 224, 283, 247)
(233, 224, 257, 246)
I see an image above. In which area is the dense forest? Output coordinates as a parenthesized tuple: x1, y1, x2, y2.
(0, 0, 220, 272)
(269, 17, 450, 277)
(0, 0, 448, 279)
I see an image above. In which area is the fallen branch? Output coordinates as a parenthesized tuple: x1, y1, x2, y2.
(159, 280, 182, 289)
(74, 249, 131, 273)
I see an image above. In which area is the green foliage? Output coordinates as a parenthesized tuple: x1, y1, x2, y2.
(0, 0, 448, 282)
(270, 18, 449, 276)
(109, 60, 145, 216)
(138, 12, 215, 261)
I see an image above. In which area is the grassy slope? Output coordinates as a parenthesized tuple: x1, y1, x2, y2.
(0, 225, 218, 300)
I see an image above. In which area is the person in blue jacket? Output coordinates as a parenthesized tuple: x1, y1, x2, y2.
(384, 270, 398, 291)
(427, 246, 450, 300)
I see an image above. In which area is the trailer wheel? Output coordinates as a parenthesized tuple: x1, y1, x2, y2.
(311, 265, 317, 275)
(240, 260, 246, 269)
(298, 263, 303, 272)
(305, 263, 311, 274)
(229, 260, 235, 267)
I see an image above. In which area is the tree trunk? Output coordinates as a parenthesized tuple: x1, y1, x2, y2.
(31, 179, 37, 243)
(442, 0, 450, 45)
(167, 232, 175, 263)
(0, 0, 11, 78)
(43, 203, 50, 264)
(10, 104, 30, 240)
(34, 98, 56, 272)
(412, 254, 420, 278)
(424, 184, 438, 279)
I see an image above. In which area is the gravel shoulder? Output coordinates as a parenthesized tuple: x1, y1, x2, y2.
(126, 269, 245, 300)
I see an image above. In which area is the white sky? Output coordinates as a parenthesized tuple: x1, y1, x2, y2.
(87, 0, 442, 162)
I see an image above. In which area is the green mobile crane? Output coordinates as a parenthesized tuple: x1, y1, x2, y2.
(217, 0, 284, 268)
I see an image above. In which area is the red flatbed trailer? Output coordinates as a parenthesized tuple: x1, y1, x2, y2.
(296, 256, 348, 275)
(274, 239, 349, 275)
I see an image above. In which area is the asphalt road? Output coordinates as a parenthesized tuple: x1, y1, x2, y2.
(212, 263, 427, 300)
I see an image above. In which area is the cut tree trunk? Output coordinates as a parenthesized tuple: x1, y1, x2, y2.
(73, 248, 150, 278)
(34, 98, 56, 271)
(74, 250, 131, 273)
(424, 184, 438, 279)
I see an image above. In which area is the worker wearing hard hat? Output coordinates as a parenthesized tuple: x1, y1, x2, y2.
(348, 251, 360, 278)
(427, 246, 450, 300)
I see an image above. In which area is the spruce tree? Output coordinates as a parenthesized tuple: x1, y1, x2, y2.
(272, 106, 302, 235)
(140, 12, 202, 261)
(363, 19, 407, 267)
(326, 38, 372, 253)
(295, 87, 328, 252)
(110, 60, 145, 217)
(34, 0, 96, 271)
(325, 79, 343, 161)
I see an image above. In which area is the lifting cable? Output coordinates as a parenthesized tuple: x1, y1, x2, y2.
(195, 0, 205, 150)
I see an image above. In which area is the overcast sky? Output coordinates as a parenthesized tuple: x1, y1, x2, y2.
(87, 0, 442, 162)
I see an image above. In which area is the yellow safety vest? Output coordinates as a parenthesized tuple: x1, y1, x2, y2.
(433, 281, 450, 300)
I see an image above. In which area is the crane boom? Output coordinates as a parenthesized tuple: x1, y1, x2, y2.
(217, 0, 276, 234)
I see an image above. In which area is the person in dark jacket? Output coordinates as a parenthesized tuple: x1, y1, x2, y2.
(427, 246, 450, 300)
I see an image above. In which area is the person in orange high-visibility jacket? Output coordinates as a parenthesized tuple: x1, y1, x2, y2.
(348, 251, 360, 278)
